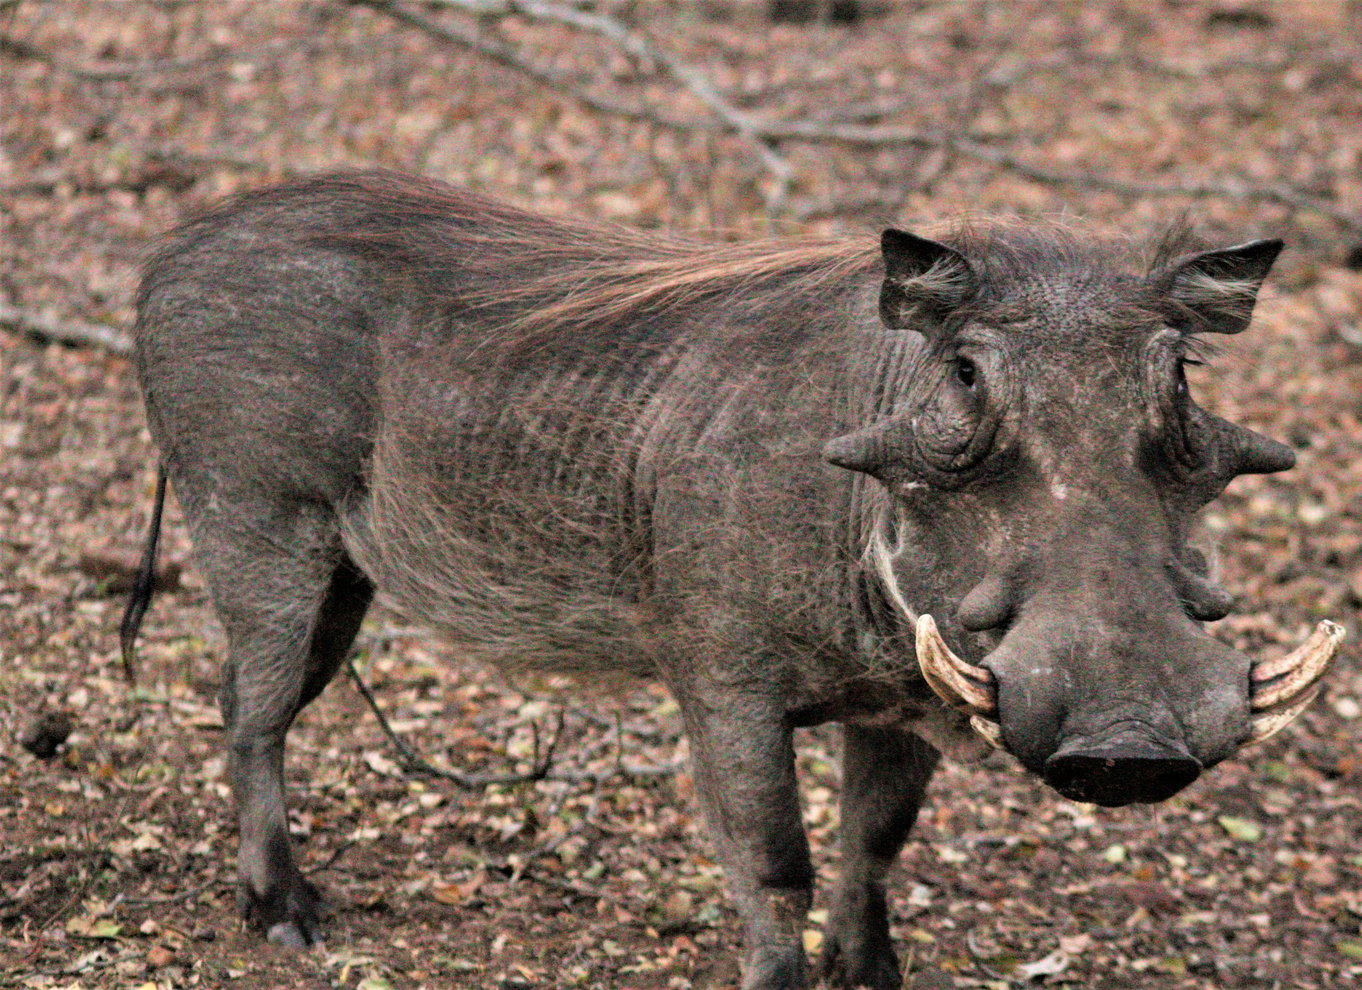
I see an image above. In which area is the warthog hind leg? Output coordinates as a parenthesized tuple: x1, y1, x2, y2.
(202, 504, 373, 948)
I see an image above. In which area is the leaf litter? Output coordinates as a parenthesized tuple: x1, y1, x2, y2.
(2, 2, 1361, 988)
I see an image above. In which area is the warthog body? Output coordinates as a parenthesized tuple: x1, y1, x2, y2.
(126, 171, 1339, 989)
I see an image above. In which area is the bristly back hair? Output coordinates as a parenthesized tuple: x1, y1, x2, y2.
(301, 170, 882, 354)
(496, 236, 884, 350)
(220, 171, 1238, 356)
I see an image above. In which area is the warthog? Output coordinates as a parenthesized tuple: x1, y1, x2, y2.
(123, 170, 1341, 989)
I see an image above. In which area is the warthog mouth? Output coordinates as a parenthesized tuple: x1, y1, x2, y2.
(914, 613, 1346, 754)
(1044, 734, 1202, 806)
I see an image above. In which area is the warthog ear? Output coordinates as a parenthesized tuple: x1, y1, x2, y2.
(880, 229, 976, 330)
(1157, 238, 1283, 334)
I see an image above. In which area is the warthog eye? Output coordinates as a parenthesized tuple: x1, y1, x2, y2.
(1176, 357, 1203, 400)
(1169, 355, 1217, 472)
(824, 339, 1014, 489)
(1141, 334, 1215, 481)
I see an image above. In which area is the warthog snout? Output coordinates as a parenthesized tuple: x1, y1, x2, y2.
(915, 607, 1344, 806)
(1043, 730, 1202, 807)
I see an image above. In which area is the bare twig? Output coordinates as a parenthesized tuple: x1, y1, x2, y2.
(121, 874, 229, 906)
(0, 302, 132, 355)
(744, 120, 1360, 231)
(345, 657, 679, 787)
(353, 0, 792, 208)
(497, 0, 793, 209)
(943, 137, 1362, 231)
(345, 658, 567, 787)
(307, 839, 360, 876)
(347, 0, 665, 124)
(0, 34, 305, 82)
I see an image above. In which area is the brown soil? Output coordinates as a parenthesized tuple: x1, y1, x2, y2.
(2, 2, 1360, 988)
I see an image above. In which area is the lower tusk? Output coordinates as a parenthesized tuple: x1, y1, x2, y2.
(970, 714, 1005, 751)
(916, 614, 997, 715)
(1244, 688, 1319, 747)
(1251, 620, 1345, 712)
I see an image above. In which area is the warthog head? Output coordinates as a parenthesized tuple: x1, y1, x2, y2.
(826, 225, 1343, 806)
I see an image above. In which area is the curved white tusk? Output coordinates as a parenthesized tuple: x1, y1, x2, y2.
(915, 614, 997, 715)
(1244, 688, 1320, 747)
(1250, 620, 1345, 713)
(970, 714, 1005, 751)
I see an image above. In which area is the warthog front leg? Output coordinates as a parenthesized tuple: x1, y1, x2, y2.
(677, 688, 814, 990)
(818, 725, 939, 990)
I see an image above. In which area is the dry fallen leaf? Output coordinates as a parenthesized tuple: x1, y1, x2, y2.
(1218, 816, 1265, 842)
(1016, 948, 1070, 980)
(144, 944, 175, 967)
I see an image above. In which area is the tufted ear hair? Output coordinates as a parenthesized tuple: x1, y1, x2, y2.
(879, 229, 977, 331)
(1155, 238, 1282, 334)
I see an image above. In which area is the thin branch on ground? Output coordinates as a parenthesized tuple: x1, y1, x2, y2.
(346, 657, 561, 787)
(0, 303, 132, 356)
(345, 657, 679, 787)
(942, 137, 1362, 232)
(0, 34, 306, 82)
(307, 839, 360, 876)
(354, 0, 794, 206)
(750, 120, 1361, 232)
(497, 0, 793, 209)
(346, 0, 675, 127)
(121, 874, 229, 906)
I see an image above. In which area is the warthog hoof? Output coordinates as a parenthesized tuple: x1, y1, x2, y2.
(816, 920, 901, 990)
(238, 875, 325, 949)
(743, 943, 809, 989)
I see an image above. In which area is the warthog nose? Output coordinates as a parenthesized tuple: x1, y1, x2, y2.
(1043, 734, 1202, 807)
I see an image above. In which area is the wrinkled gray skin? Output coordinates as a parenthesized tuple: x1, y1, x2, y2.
(131, 172, 1294, 990)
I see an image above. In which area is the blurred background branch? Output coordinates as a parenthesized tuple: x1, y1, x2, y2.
(340, 0, 1359, 229)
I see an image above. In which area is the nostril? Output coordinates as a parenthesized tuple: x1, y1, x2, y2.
(1044, 740, 1202, 807)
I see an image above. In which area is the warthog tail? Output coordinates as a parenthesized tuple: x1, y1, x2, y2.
(119, 465, 168, 684)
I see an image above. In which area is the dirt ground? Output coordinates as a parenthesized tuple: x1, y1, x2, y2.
(2, 2, 1361, 988)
